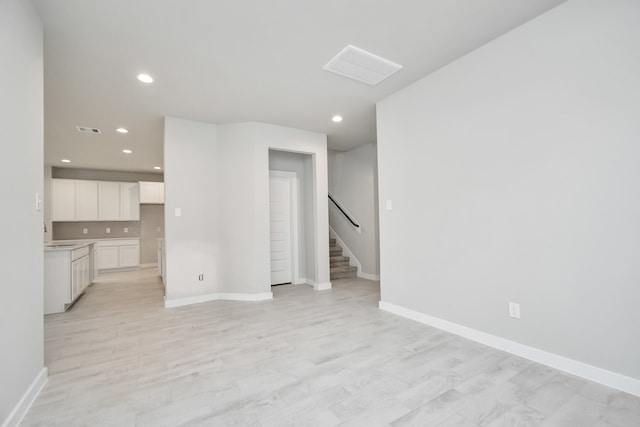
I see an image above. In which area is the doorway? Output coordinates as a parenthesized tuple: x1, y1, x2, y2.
(269, 171, 298, 285)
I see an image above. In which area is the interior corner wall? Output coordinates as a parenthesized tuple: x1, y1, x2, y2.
(164, 118, 329, 303)
(327, 143, 380, 276)
(0, 0, 45, 423)
(377, 0, 640, 382)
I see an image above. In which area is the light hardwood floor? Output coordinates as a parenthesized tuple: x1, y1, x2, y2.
(22, 269, 640, 426)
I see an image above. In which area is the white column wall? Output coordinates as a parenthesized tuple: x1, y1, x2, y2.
(0, 0, 45, 423)
(164, 117, 222, 301)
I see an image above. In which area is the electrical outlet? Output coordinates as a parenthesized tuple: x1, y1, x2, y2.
(198, 274, 204, 281)
(509, 302, 521, 319)
(83, 228, 88, 234)
(106, 227, 111, 234)
(124, 227, 128, 233)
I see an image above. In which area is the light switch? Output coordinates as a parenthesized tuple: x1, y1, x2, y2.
(83, 228, 88, 234)
(175, 208, 182, 217)
(386, 200, 393, 210)
(106, 227, 111, 233)
(124, 227, 128, 233)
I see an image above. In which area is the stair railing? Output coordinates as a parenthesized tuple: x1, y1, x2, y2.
(328, 193, 360, 229)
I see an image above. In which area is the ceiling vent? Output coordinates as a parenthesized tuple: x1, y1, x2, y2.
(323, 45, 402, 86)
(76, 126, 101, 134)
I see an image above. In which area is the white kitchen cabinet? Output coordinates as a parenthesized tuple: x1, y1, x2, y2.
(119, 244, 140, 267)
(53, 179, 140, 222)
(52, 179, 99, 221)
(95, 239, 140, 272)
(44, 243, 92, 314)
(120, 182, 140, 220)
(98, 181, 121, 220)
(98, 181, 139, 220)
(139, 181, 164, 204)
(52, 179, 77, 221)
(75, 180, 99, 220)
(96, 245, 119, 269)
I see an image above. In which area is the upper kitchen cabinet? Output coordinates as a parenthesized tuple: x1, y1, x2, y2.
(139, 181, 164, 204)
(98, 181, 120, 220)
(76, 180, 99, 220)
(120, 182, 140, 220)
(98, 181, 140, 221)
(52, 179, 98, 221)
(52, 178, 139, 222)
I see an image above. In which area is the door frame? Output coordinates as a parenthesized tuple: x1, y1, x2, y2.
(269, 170, 300, 284)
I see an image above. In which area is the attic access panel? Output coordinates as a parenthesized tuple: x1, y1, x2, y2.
(323, 44, 402, 86)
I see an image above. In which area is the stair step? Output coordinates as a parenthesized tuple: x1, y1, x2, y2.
(329, 238, 336, 245)
(330, 265, 357, 280)
(330, 256, 350, 267)
(329, 246, 342, 256)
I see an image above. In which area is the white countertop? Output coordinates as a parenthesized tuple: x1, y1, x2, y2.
(44, 241, 93, 251)
(44, 237, 139, 251)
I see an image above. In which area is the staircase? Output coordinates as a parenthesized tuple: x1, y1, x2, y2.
(330, 238, 357, 280)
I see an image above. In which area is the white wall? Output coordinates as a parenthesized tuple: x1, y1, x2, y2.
(164, 118, 220, 301)
(164, 118, 330, 305)
(328, 143, 379, 278)
(377, 0, 640, 389)
(0, 0, 46, 424)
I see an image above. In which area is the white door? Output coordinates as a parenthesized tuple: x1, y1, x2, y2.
(269, 173, 293, 285)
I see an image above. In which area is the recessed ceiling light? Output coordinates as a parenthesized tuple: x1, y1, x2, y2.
(137, 73, 153, 83)
(332, 115, 343, 123)
(153, 166, 161, 170)
(122, 149, 133, 154)
(61, 159, 71, 163)
(116, 128, 128, 134)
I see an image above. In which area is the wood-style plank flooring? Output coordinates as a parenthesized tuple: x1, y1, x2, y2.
(22, 269, 640, 426)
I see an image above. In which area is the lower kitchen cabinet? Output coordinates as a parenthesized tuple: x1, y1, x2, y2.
(45, 243, 93, 315)
(95, 238, 140, 272)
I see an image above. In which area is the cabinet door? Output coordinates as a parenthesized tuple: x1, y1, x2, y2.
(139, 181, 165, 204)
(76, 180, 99, 221)
(52, 179, 76, 221)
(97, 246, 119, 269)
(71, 258, 82, 301)
(119, 245, 140, 268)
(98, 181, 120, 220)
(120, 182, 140, 220)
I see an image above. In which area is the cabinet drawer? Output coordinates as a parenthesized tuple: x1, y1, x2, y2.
(71, 246, 89, 261)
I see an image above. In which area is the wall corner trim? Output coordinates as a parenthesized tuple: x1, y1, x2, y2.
(378, 300, 640, 397)
(3, 367, 48, 427)
(165, 292, 273, 308)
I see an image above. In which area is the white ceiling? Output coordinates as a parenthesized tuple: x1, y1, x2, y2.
(34, 0, 566, 173)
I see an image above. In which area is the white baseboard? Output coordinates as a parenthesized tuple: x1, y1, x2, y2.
(2, 367, 48, 427)
(379, 301, 640, 397)
(165, 292, 273, 308)
(358, 272, 380, 281)
(140, 263, 158, 269)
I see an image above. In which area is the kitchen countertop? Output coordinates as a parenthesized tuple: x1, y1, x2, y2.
(44, 242, 93, 251)
(44, 237, 139, 251)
